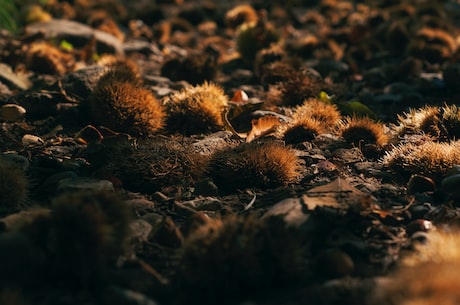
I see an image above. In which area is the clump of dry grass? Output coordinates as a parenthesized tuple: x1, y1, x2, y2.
(176, 215, 306, 302)
(339, 116, 388, 147)
(382, 140, 460, 179)
(162, 82, 228, 135)
(208, 142, 304, 194)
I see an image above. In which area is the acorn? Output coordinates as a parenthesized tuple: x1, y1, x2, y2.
(208, 142, 304, 194)
(163, 82, 228, 135)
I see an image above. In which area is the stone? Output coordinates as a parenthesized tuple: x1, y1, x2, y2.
(21, 134, 44, 146)
(60, 66, 106, 101)
(0, 63, 32, 90)
(57, 177, 114, 192)
(0, 104, 26, 121)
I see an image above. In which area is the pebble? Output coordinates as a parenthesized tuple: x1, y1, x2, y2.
(1, 153, 29, 171)
(21, 134, 44, 146)
(0, 104, 26, 121)
(57, 177, 114, 192)
(406, 219, 433, 236)
(182, 197, 223, 211)
(441, 173, 460, 195)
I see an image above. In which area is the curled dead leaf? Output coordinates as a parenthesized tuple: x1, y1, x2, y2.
(246, 115, 285, 143)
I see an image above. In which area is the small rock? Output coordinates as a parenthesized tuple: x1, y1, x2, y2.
(332, 147, 364, 164)
(0, 63, 32, 90)
(60, 66, 107, 101)
(124, 198, 155, 216)
(406, 219, 433, 236)
(194, 179, 219, 197)
(21, 134, 44, 146)
(150, 217, 183, 248)
(1, 154, 29, 171)
(128, 219, 153, 245)
(0, 104, 26, 121)
(262, 197, 308, 227)
(182, 197, 222, 211)
(441, 173, 460, 196)
(57, 177, 114, 192)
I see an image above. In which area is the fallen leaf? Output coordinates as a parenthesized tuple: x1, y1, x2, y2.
(246, 115, 284, 143)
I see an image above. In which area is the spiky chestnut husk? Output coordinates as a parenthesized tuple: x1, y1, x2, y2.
(395, 104, 460, 141)
(382, 140, 460, 180)
(111, 136, 209, 193)
(163, 82, 228, 135)
(282, 118, 325, 144)
(339, 116, 388, 147)
(408, 27, 457, 63)
(96, 55, 141, 84)
(47, 190, 131, 285)
(266, 70, 325, 106)
(372, 230, 460, 305)
(293, 98, 342, 130)
(235, 18, 279, 62)
(87, 10, 125, 41)
(208, 142, 304, 194)
(26, 42, 75, 75)
(87, 76, 165, 136)
(394, 106, 441, 138)
(0, 160, 28, 216)
(224, 4, 258, 30)
(176, 215, 306, 302)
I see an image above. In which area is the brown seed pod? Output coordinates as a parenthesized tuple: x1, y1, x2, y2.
(163, 82, 228, 135)
(340, 116, 388, 147)
(176, 215, 305, 302)
(208, 142, 304, 194)
(87, 77, 165, 136)
(26, 42, 75, 75)
(0, 159, 28, 216)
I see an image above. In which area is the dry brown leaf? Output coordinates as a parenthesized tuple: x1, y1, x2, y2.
(246, 115, 284, 143)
